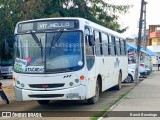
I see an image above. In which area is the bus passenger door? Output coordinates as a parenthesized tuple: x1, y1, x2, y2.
(85, 27, 96, 98)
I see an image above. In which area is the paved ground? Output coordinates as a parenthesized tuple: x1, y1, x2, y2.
(0, 77, 136, 120)
(1, 67, 156, 120)
(102, 69, 160, 120)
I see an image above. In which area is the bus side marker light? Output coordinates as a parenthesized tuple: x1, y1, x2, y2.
(80, 75, 85, 80)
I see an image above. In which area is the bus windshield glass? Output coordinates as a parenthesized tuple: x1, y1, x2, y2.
(14, 31, 83, 73)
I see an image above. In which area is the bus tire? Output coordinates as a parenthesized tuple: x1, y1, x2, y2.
(87, 80, 99, 104)
(114, 72, 122, 90)
(37, 100, 50, 105)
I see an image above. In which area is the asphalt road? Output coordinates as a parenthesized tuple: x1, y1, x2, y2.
(0, 78, 136, 120)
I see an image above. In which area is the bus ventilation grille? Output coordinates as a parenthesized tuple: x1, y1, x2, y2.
(28, 94, 64, 98)
(29, 84, 65, 88)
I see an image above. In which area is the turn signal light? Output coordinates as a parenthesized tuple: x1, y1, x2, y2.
(80, 75, 85, 80)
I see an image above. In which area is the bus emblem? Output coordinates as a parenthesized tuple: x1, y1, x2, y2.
(63, 75, 72, 78)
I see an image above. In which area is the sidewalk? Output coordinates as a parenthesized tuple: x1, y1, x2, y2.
(102, 69, 160, 120)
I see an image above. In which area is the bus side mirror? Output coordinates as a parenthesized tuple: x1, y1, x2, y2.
(88, 35, 95, 46)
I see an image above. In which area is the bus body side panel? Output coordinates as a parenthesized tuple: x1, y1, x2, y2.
(85, 64, 97, 99)
(119, 56, 128, 82)
(102, 56, 118, 91)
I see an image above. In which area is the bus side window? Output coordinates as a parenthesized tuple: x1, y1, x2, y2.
(101, 33, 109, 56)
(95, 31, 102, 56)
(120, 40, 125, 55)
(85, 28, 94, 55)
(107, 34, 110, 55)
(85, 27, 95, 70)
(112, 36, 117, 55)
(119, 39, 122, 55)
(110, 36, 116, 56)
(115, 37, 120, 56)
(124, 40, 127, 55)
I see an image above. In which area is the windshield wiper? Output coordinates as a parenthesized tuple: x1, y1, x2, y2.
(49, 29, 64, 55)
(30, 32, 43, 59)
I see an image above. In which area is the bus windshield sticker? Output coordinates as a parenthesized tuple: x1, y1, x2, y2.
(14, 58, 27, 72)
(25, 66, 44, 72)
(78, 61, 83, 66)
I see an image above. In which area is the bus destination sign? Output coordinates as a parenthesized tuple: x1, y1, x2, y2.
(18, 20, 79, 32)
(37, 21, 76, 30)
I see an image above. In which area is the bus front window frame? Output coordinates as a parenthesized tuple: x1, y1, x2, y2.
(13, 30, 84, 74)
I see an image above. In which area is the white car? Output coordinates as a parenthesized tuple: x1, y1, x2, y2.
(124, 68, 140, 83)
(0, 59, 13, 79)
(128, 63, 147, 77)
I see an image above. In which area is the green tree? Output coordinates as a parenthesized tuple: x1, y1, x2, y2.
(43, 0, 130, 32)
(0, 0, 46, 59)
(0, 0, 130, 60)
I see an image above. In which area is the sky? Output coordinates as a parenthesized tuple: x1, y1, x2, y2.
(107, 0, 160, 38)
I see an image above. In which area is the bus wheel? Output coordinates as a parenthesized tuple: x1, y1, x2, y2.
(114, 72, 122, 90)
(37, 100, 50, 105)
(87, 80, 99, 104)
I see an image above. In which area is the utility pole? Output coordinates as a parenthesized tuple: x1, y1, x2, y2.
(143, 1, 147, 50)
(134, 0, 144, 84)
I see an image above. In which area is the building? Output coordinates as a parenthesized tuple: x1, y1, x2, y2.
(148, 25, 160, 55)
(148, 25, 160, 65)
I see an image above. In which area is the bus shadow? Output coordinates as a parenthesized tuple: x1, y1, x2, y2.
(25, 83, 135, 112)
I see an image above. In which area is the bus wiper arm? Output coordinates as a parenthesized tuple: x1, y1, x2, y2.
(49, 29, 64, 55)
(30, 32, 43, 58)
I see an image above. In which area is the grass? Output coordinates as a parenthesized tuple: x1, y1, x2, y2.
(91, 93, 127, 120)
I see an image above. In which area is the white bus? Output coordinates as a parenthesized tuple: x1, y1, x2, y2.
(13, 17, 128, 105)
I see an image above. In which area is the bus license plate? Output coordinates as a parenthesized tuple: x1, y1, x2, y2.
(66, 93, 79, 98)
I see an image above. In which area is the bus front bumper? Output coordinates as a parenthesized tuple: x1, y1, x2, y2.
(14, 85, 87, 101)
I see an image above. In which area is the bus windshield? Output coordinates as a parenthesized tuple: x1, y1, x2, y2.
(14, 31, 83, 73)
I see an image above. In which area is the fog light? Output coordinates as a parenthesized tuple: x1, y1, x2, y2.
(21, 83, 25, 87)
(69, 82, 73, 86)
(75, 79, 79, 83)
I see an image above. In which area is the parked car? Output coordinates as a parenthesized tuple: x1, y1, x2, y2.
(139, 63, 152, 75)
(124, 68, 140, 83)
(0, 60, 13, 79)
(128, 63, 147, 77)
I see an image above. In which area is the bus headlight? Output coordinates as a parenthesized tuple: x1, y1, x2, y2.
(21, 83, 25, 87)
(69, 82, 74, 86)
(17, 81, 20, 84)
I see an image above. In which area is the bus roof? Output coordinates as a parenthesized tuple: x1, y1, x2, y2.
(16, 17, 126, 39)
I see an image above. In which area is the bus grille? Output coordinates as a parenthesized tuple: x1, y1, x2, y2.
(29, 84, 65, 88)
(28, 94, 64, 98)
